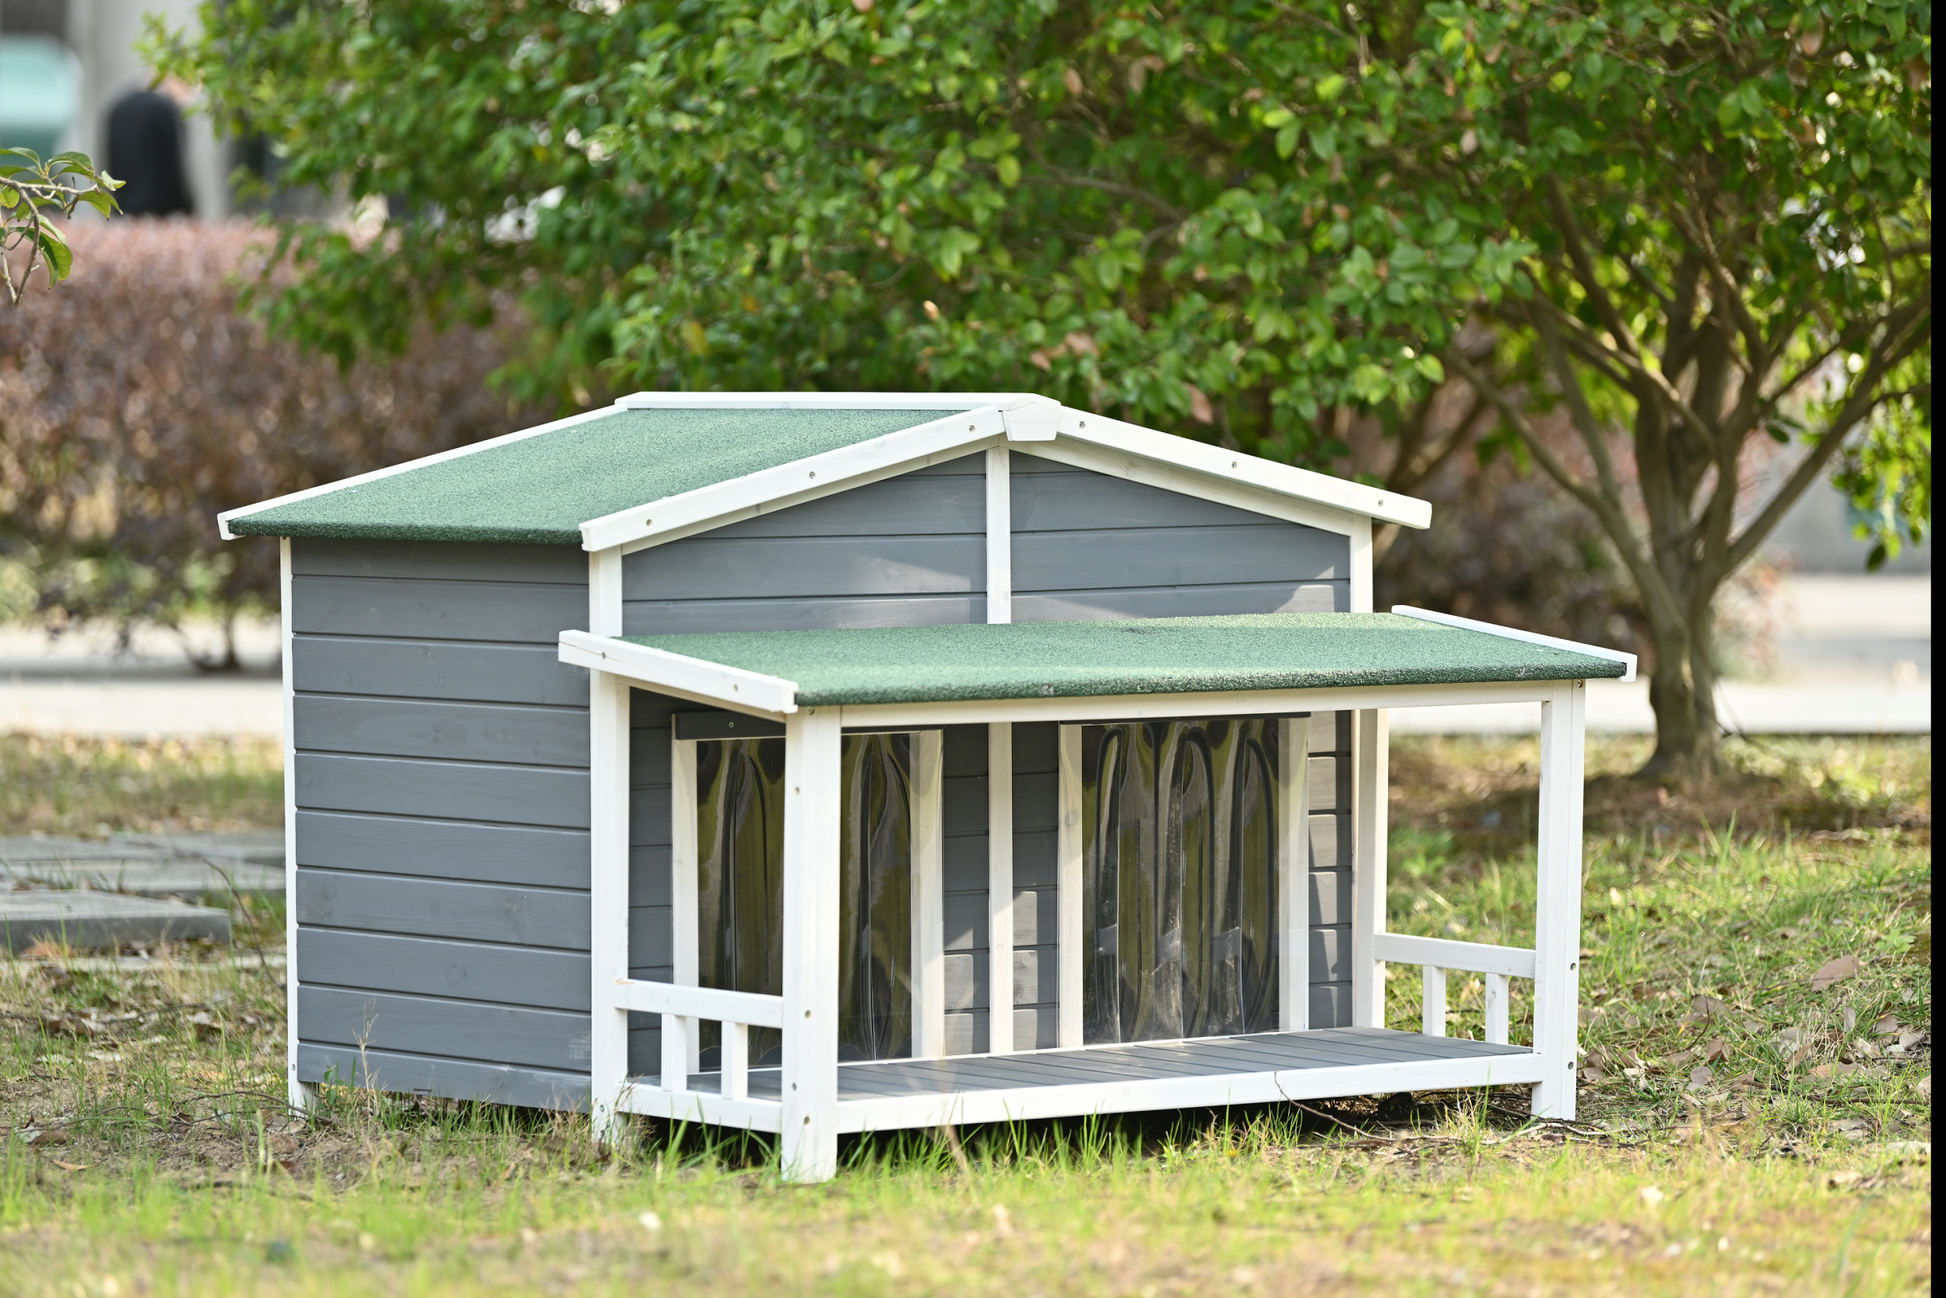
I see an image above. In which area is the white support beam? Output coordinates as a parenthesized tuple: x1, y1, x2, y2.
(670, 738, 701, 1077)
(1350, 708, 1390, 1029)
(1530, 680, 1587, 1119)
(1370, 933, 1538, 980)
(1348, 516, 1375, 613)
(985, 446, 1012, 626)
(1056, 725, 1085, 1048)
(615, 980, 784, 1027)
(780, 707, 844, 1182)
(911, 730, 946, 1059)
(1277, 716, 1311, 1033)
(1484, 973, 1512, 1046)
(559, 631, 797, 718)
(280, 539, 314, 1116)
(987, 722, 1016, 1054)
(1421, 965, 1448, 1037)
(587, 547, 632, 1145)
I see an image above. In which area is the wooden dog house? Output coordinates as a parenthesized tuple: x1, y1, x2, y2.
(221, 392, 1633, 1181)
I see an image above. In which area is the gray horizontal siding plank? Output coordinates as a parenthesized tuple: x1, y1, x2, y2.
(1311, 983, 1350, 1029)
(942, 775, 990, 838)
(292, 575, 586, 644)
(625, 535, 984, 602)
(1309, 869, 1350, 928)
(628, 788, 672, 848)
(942, 835, 990, 892)
(293, 636, 588, 708)
(1012, 774, 1058, 834)
(1310, 711, 1352, 754)
(628, 906, 672, 969)
(1311, 927, 1346, 983)
(298, 986, 589, 1072)
(294, 811, 590, 888)
(295, 696, 590, 769)
(1016, 1006, 1058, 1050)
(699, 469, 985, 540)
(296, 869, 589, 949)
(1012, 467, 1312, 533)
(942, 724, 988, 778)
(296, 1044, 589, 1110)
(1307, 755, 1349, 812)
(1013, 525, 1345, 592)
(1013, 583, 1345, 622)
(297, 928, 590, 1011)
(624, 595, 985, 635)
(943, 892, 985, 953)
(630, 846, 671, 907)
(1014, 889, 1057, 946)
(1308, 813, 1349, 870)
(296, 754, 589, 830)
(1013, 833, 1058, 888)
(1013, 723, 1059, 773)
(291, 538, 587, 585)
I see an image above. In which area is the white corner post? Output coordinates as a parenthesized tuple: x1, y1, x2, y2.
(984, 445, 1016, 1055)
(1347, 515, 1375, 613)
(987, 722, 1015, 1054)
(666, 737, 700, 1084)
(1055, 724, 1085, 1048)
(1277, 715, 1311, 1032)
(1350, 707, 1390, 1029)
(911, 729, 946, 1059)
(587, 546, 632, 1144)
(1530, 680, 1588, 1119)
(280, 538, 315, 1116)
(781, 706, 844, 1182)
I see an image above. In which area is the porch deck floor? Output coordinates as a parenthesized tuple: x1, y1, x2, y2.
(652, 1027, 1529, 1101)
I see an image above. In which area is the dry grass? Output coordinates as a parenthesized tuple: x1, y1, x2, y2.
(0, 735, 1930, 1296)
(0, 733, 283, 838)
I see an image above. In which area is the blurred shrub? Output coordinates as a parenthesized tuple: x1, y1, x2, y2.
(0, 221, 544, 666)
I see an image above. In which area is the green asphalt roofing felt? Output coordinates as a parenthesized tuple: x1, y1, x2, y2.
(227, 407, 968, 544)
(621, 613, 1626, 706)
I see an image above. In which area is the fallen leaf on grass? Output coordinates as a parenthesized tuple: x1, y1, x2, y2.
(1687, 1066, 1715, 1092)
(1702, 1037, 1728, 1063)
(26, 1129, 69, 1148)
(1874, 1014, 1903, 1036)
(1810, 1061, 1888, 1080)
(1687, 995, 1730, 1022)
(1810, 954, 1862, 991)
(49, 1160, 90, 1172)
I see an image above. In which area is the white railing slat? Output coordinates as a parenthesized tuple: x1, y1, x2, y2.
(1371, 932, 1535, 979)
(1421, 964, 1447, 1037)
(616, 979, 787, 1029)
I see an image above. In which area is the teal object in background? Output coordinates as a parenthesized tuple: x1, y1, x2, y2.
(0, 38, 80, 162)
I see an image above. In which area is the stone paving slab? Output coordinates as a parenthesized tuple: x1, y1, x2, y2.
(0, 892, 231, 953)
(0, 833, 284, 895)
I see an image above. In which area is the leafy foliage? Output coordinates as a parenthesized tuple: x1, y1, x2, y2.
(0, 148, 122, 303)
(155, 0, 1929, 766)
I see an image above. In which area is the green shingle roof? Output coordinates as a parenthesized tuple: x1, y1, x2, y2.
(622, 613, 1625, 707)
(226, 407, 962, 544)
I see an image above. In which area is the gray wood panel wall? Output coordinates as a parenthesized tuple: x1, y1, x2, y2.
(621, 456, 988, 634)
(289, 537, 596, 1111)
(1008, 454, 1350, 619)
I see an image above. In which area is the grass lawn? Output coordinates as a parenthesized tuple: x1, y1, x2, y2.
(0, 733, 1930, 1296)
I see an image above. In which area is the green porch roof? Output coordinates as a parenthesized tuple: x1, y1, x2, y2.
(226, 407, 961, 544)
(623, 613, 1626, 707)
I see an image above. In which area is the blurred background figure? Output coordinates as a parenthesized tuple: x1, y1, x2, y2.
(105, 85, 191, 216)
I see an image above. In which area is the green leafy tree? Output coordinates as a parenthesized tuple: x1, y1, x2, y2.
(0, 149, 121, 304)
(158, 0, 1928, 776)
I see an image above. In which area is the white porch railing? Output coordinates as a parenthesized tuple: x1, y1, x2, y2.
(612, 979, 785, 1106)
(1371, 933, 1535, 1045)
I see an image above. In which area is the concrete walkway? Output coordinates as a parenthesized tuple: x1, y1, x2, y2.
(0, 576, 1930, 737)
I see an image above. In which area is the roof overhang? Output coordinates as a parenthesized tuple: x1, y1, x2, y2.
(558, 610, 1628, 724)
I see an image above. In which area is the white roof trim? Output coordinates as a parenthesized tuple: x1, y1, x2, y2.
(614, 391, 1058, 411)
(214, 402, 625, 541)
(1390, 606, 1638, 682)
(578, 406, 1010, 552)
(558, 630, 799, 717)
(1057, 409, 1431, 531)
